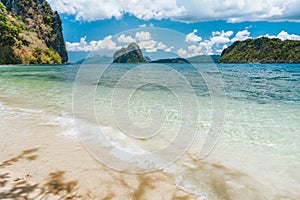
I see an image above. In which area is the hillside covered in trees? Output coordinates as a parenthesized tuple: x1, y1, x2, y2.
(0, 0, 67, 64)
(219, 37, 300, 63)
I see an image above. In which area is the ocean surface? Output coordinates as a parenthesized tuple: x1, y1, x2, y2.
(0, 63, 299, 199)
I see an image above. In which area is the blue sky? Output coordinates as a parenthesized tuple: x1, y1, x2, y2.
(47, 0, 300, 62)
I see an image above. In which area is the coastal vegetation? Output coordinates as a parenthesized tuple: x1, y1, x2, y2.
(0, 0, 67, 64)
(219, 37, 300, 63)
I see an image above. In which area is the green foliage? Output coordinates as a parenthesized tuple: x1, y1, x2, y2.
(0, 1, 5, 12)
(28, 55, 38, 64)
(0, 1, 64, 64)
(34, 47, 43, 55)
(219, 37, 300, 63)
(0, 46, 21, 64)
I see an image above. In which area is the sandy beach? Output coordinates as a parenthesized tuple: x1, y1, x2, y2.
(0, 98, 198, 200)
(1, 63, 299, 200)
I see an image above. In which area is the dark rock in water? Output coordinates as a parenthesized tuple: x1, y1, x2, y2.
(150, 58, 189, 63)
(0, 0, 68, 64)
(113, 42, 145, 63)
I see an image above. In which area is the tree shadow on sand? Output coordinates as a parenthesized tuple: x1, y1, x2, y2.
(0, 148, 82, 200)
(0, 148, 196, 199)
(0, 148, 39, 168)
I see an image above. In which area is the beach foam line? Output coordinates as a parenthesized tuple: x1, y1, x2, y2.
(71, 117, 178, 171)
(0, 100, 4, 110)
(73, 117, 151, 153)
(0, 98, 43, 114)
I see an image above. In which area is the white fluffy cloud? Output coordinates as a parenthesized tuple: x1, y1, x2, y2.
(66, 36, 120, 52)
(139, 23, 154, 28)
(67, 31, 172, 52)
(67, 30, 300, 55)
(177, 48, 188, 57)
(267, 31, 300, 40)
(134, 32, 172, 52)
(117, 34, 136, 43)
(48, 0, 300, 22)
(135, 31, 152, 41)
(139, 24, 147, 28)
(185, 29, 202, 43)
(231, 30, 251, 42)
(178, 30, 234, 57)
(47, 0, 184, 21)
(176, 0, 300, 22)
(177, 29, 300, 57)
(277, 31, 300, 40)
(211, 30, 233, 44)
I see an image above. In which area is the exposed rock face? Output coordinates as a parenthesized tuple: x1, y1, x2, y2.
(113, 42, 145, 63)
(219, 37, 300, 63)
(1, 0, 68, 63)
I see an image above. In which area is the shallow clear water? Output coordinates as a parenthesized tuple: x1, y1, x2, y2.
(0, 63, 299, 199)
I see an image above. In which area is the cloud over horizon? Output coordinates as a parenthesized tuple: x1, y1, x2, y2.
(48, 0, 300, 22)
(177, 29, 300, 57)
(67, 31, 172, 53)
(67, 29, 300, 59)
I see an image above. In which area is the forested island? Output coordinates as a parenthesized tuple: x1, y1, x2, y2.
(219, 37, 300, 63)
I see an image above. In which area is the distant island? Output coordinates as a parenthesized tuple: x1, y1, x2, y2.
(111, 42, 221, 64)
(0, 0, 67, 64)
(187, 55, 220, 63)
(76, 55, 113, 64)
(77, 37, 300, 65)
(113, 42, 188, 64)
(150, 58, 189, 64)
(219, 37, 300, 63)
(113, 42, 145, 63)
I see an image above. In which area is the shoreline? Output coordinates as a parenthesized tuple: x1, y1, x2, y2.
(0, 98, 198, 199)
(1, 97, 299, 199)
(0, 63, 299, 199)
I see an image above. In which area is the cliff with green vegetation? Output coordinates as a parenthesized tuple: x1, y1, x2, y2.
(0, 0, 67, 64)
(219, 37, 300, 63)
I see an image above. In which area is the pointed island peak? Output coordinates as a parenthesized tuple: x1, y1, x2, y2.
(113, 42, 145, 63)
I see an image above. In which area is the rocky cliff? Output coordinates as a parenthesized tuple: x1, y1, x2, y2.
(219, 37, 300, 63)
(113, 42, 145, 63)
(0, 0, 67, 64)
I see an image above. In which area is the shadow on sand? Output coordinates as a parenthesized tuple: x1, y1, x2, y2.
(0, 148, 82, 199)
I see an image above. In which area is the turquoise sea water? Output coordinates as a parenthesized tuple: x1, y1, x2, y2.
(0, 63, 299, 199)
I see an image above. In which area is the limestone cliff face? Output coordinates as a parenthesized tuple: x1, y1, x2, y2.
(113, 42, 145, 63)
(0, 0, 68, 63)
